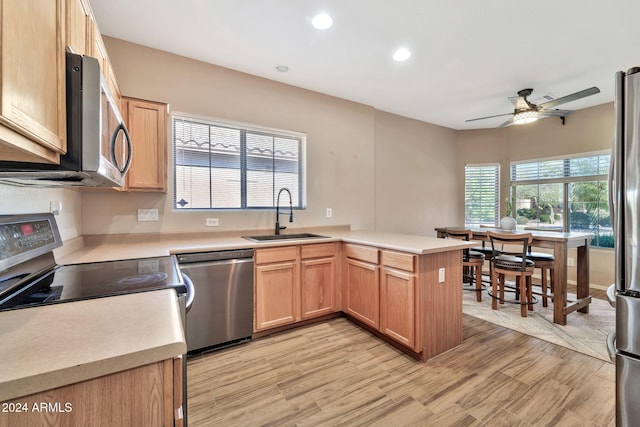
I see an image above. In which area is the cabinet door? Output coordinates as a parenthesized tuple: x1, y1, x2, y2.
(0, 360, 174, 427)
(255, 261, 299, 331)
(300, 257, 335, 319)
(0, 0, 66, 162)
(344, 258, 379, 328)
(66, 0, 91, 55)
(125, 98, 168, 192)
(90, 18, 109, 74)
(380, 267, 418, 350)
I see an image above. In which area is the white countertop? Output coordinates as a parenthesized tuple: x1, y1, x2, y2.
(57, 229, 478, 264)
(0, 289, 186, 401)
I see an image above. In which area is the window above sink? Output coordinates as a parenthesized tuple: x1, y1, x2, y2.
(172, 113, 307, 211)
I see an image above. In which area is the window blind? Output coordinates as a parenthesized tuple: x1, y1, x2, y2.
(511, 153, 610, 183)
(465, 164, 500, 226)
(173, 115, 306, 210)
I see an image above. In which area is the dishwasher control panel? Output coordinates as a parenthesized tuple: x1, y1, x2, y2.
(176, 248, 254, 264)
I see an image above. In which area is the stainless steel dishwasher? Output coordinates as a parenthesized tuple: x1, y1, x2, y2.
(177, 249, 254, 353)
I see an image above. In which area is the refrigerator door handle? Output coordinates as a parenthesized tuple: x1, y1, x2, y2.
(607, 283, 617, 308)
(607, 330, 617, 363)
(613, 70, 625, 292)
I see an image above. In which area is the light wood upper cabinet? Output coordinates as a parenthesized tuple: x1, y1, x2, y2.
(0, 0, 66, 164)
(66, 0, 91, 56)
(89, 15, 109, 75)
(124, 98, 168, 192)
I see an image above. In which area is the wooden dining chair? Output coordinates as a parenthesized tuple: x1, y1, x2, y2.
(444, 228, 485, 302)
(526, 250, 555, 307)
(487, 231, 535, 317)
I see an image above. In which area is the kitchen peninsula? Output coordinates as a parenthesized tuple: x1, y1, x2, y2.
(56, 229, 476, 361)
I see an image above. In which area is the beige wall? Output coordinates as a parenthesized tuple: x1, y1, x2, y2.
(0, 185, 82, 241)
(456, 103, 615, 287)
(0, 37, 614, 287)
(374, 110, 460, 235)
(81, 37, 461, 236)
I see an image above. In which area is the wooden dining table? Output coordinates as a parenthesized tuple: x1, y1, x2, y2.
(435, 226, 592, 325)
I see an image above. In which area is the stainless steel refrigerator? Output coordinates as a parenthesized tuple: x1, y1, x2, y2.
(610, 66, 640, 426)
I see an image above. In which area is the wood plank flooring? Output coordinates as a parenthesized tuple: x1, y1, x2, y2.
(187, 314, 615, 426)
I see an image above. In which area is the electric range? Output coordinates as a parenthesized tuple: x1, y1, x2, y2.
(0, 213, 189, 311)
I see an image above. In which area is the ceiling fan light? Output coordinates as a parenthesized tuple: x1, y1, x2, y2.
(513, 110, 538, 125)
(312, 13, 333, 30)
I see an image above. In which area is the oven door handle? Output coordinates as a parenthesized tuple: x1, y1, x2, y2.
(182, 273, 195, 314)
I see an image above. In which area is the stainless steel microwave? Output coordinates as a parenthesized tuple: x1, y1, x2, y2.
(0, 52, 132, 187)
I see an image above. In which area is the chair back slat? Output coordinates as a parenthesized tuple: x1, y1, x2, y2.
(486, 231, 533, 271)
(444, 228, 473, 258)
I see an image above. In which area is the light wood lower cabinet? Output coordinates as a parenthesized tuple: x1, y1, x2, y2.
(255, 260, 299, 330)
(380, 266, 417, 350)
(254, 243, 338, 332)
(301, 256, 336, 319)
(0, 358, 183, 427)
(344, 257, 380, 329)
(343, 244, 461, 359)
(255, 241, 462, 361)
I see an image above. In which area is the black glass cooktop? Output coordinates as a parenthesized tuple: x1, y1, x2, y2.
(0, 256, 186, 310)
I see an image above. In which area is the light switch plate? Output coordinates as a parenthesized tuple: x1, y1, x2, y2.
(438, 268, 445, 283)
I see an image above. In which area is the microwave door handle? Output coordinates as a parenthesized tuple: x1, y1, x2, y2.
(110, 123, 133, 174)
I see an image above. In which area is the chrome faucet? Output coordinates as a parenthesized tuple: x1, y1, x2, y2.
(275, 187, 293, 235)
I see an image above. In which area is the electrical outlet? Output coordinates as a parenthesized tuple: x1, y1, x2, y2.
(137, 209, 158, 222)
(567, 257, 575, 267)
(49, 200, 62, 215)
(206, 218, 219, 227)
(438, 268, 445, 283)
(326, 208, 333, 218)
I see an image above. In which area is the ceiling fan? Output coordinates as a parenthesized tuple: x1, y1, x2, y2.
(466, 86, 601, 127)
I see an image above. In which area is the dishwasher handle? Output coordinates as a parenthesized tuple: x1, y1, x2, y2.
(182, 273, 195, 314)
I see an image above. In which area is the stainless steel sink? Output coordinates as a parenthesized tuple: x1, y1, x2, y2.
(242, 233, 329, 242)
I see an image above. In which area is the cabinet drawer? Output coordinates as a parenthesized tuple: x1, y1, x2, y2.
(255, 246, 298, 264)
(344, 243, 378, 264)
(301, 243, 336, 259)
(381, 250, 416, 273)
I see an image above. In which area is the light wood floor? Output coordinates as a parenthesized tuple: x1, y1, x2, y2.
(187, 314, 615, 426)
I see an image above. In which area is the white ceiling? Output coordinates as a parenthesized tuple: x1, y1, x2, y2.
(90, 0, 640, 130)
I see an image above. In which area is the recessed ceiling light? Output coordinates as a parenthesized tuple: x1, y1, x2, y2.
(276, 65, 289, 72)
(393, 48, 411, 61)
(312, 13, 333, 30)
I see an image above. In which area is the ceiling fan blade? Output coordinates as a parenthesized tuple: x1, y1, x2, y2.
(508, 96, 529, 110)
(538, 109, 573, 117)
(538, 87, 600, 110)
(498, 118, 514, 128)
(466, 112, 514, 122)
